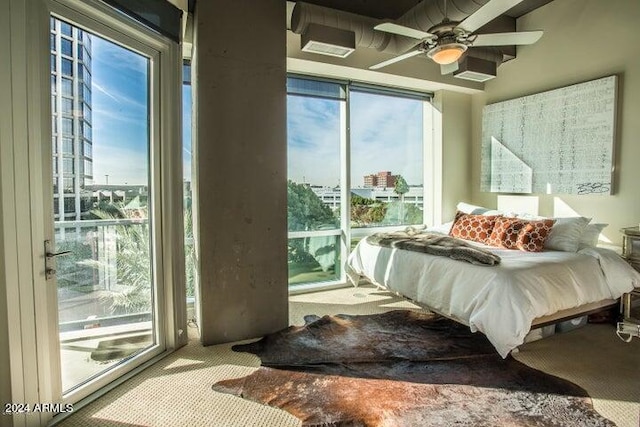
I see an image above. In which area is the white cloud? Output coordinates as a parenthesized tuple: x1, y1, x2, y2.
(92, 81, 120, 103)
(287, 96, 341, 186)
(287, 91, 424, 188)
(92, 144, 148, 185)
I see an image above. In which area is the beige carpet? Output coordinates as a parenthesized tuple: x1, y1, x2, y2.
(57, 284, 640, 427)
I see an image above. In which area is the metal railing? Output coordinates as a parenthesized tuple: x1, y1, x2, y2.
(54, 218, 151, 331)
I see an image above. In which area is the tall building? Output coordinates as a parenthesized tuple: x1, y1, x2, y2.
(50, 17, 93, 221)
(364, 171, 397, 188)
(377, 171, 396, 188)
(363, 174, 377, 187)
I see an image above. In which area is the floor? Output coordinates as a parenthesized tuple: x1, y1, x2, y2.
(56, 284, 640, 427)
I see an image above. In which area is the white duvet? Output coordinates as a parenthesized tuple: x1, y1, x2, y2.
(346, 236, 640, 357)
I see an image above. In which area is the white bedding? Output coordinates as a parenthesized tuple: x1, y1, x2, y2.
(346, 235, 640, 357)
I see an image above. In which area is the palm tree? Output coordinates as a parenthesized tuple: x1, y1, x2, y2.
(394, 175, 409, 224)
(80, 204, 152, 314)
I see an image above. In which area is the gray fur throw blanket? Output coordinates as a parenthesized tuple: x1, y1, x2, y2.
(366, 231, 501, 266)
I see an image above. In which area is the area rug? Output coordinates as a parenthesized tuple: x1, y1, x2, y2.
(212, 310, 615, 426)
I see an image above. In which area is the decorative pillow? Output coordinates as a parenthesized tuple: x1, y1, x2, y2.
(544, 217, 592, 252)
(449, 211, 501, 244)
(487, 217, 527, 249)
(579, 223, 608, 249)
(516, 219, 557, 252)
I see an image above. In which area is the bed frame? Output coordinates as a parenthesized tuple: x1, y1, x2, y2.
(360, 279, 618, 331)
(530, 299, 618, 328)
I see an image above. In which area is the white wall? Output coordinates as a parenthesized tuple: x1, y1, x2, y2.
(0, 183, 11, 420)
(471, 0, 640, 245)
(433, 90, 473, 222)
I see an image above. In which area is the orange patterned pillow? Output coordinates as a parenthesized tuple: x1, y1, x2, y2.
(449, 211, 501, 244)
(516, 219, 556, 252)
(487, 217, 527, 249)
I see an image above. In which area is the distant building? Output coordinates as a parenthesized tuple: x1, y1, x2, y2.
(377, 171, 396, 188)
(310, 186, 424, 211)
(364, 171, 397, 189)
(51, 18, 93, 221)
(364, 174, 377, 187)
(311, 186, 341, 210)
(87, 184, 148, 207)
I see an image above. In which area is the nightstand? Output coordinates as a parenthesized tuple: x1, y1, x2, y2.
(617, 289, 640, 342)
(620, 226, 640, 272)
(616, 227, 640, 341)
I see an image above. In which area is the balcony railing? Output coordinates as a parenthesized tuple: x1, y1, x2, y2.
(54, 218, 151, 326)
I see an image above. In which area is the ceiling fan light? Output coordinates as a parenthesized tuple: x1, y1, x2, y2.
(427, 43, 467, 65)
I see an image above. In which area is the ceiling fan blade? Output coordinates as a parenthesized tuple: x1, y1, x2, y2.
(369, 49, 423, 70)
(441, 62, 460, 75)
(472, 31, 543, 46)
(374, 22, 434, 40)
(457, 0, 524, 33)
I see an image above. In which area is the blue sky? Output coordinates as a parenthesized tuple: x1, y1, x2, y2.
(90, 34, 420, 188)
(287, 96, 341, 187)
(91, 37, 192, 185)
(91, 37, 149, 185)
(287, 91, 424, 188)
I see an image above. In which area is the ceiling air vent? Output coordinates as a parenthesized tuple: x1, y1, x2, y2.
(301, 23, 356, 58)
(453, 56, 497, 82)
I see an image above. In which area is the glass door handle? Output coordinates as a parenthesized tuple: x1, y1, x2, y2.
(44, 240, 71, 279)
(44, 239, 71, 258)
(44, 240, 71, 258)
(46, 250, 72, 258)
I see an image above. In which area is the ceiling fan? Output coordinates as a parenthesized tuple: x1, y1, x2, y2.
(370, 0, 543, 75)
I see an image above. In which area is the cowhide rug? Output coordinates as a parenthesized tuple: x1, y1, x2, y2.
(212, 310, 615, 427)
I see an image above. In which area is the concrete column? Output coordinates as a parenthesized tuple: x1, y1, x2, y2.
(194, 0, 289, 344)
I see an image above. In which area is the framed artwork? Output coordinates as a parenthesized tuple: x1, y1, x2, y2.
(481, 75, 617, 195)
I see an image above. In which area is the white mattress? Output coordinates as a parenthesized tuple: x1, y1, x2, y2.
(347, 236, 640, 357)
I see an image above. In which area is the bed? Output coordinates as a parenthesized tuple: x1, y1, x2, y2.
(346, 219, 640, 358)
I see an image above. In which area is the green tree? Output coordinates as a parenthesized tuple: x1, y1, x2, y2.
(350, 193, 386, 227)
(183, 205, 196, 299)
(287, 181, 339, 279)
(287, 181, 338, 231)
(80, 205, 152, 314)
(394, 175, 409, 225)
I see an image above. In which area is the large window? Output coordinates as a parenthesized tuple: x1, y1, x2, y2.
(286, 76, 433, 290)
(287, 78, 343, 287)
(182, 61, 196, 323)
(350, 89, 424, 229)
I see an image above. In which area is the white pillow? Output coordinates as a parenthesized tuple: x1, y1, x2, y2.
(544, 217, 592, 252)
(516, 212, 545, 221)
(455, 202, 506, 216)
(427, 221, 453, 234)
(579, 223, 608, 249)
(456, 202, 490, 214)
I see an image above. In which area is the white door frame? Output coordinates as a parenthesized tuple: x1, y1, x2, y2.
(0, 0, 186, 424)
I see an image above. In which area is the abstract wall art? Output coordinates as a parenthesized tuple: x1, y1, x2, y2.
(481, 75, 617, 195)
